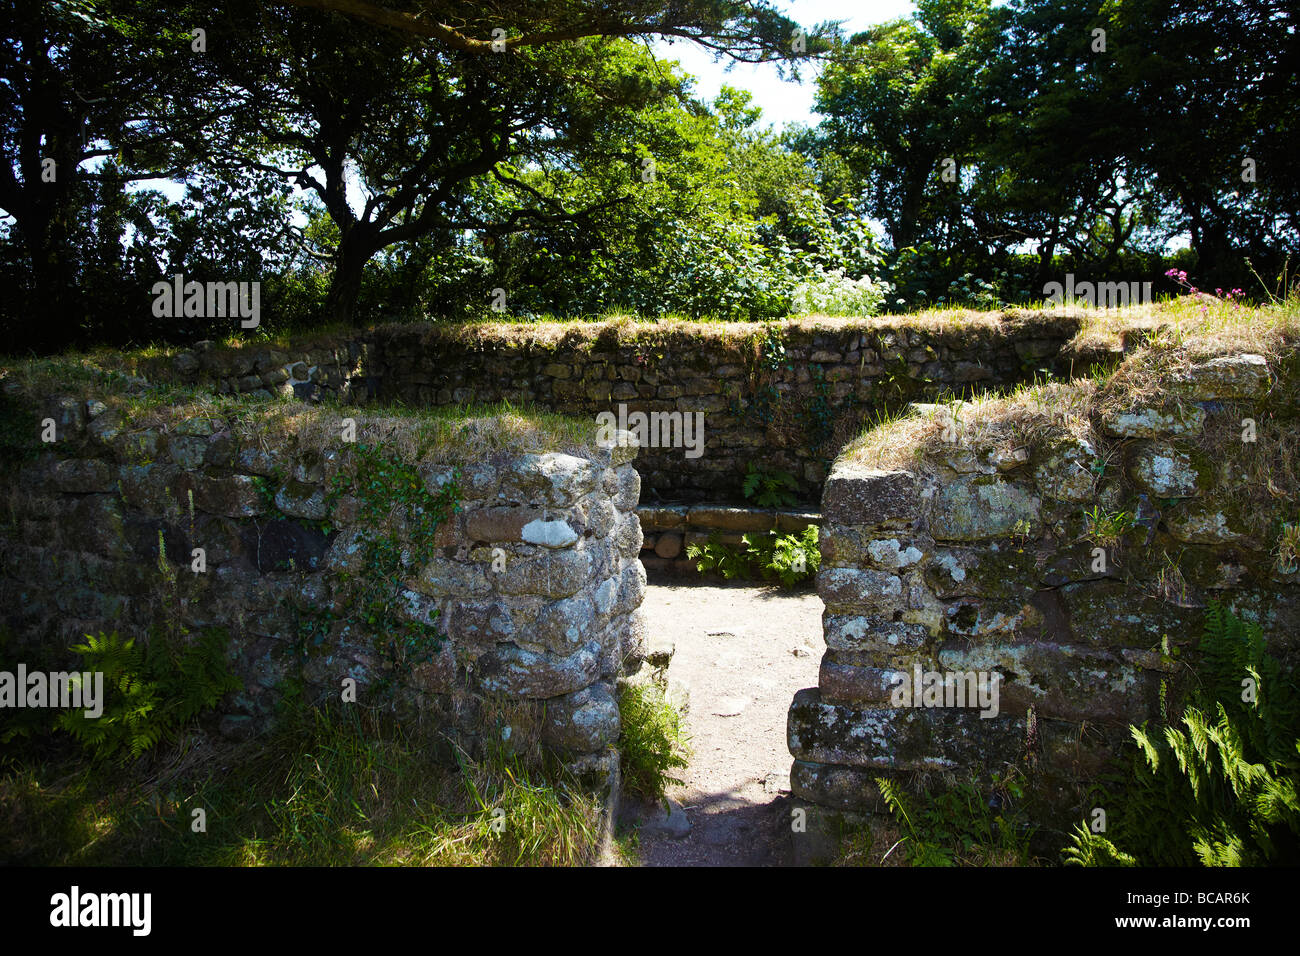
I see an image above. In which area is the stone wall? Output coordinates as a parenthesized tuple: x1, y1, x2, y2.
(789, 350, 1300, 816)
(0, 377, 645, 774)
(154, 311, 1111, 505)
(159, 336, 367, 403)
(638, 504, 819, 577)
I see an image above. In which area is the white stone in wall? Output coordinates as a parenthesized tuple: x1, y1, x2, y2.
(866, 538, 924, 569)
(521, 518, 580, 548)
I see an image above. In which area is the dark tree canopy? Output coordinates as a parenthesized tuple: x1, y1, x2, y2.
(0, 0, 1295, 351)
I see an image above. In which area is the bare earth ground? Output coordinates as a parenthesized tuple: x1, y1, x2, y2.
(627, 580, 824, 866)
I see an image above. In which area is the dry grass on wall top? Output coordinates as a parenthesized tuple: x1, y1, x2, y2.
(839, 379, 1099, 476)
(1065, 293, 1300, 357)
(371, 300, 1285, 351)
(383, 309, 1069, 350)
(242, 400, 598, 465)
(838, 300, 1300, 546)
(14, 300, 1291, 385)
(0, 354, 601, 464)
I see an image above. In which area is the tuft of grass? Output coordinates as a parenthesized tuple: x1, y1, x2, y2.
(1274, 518, 1300, 575)
(833, 771, 1040, 867)
(1082, 505, 1137, 550)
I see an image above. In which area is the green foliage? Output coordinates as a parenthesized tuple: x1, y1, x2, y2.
(761, 526, 822, 588)
(802, 0, 1294, 309)
(685, 532, 752, 581)
(1064, 602, 1300, 866)
(55, 629, 240, 763)
(876, 771, 1036, 866)
(1273, 516, 1300, 575)
(741, 462, 799, 508)
(3, 701, 605, 866)
(751, 324, 790, 373)
(1061, 824, 1137, 867)
(685, 526, 820, 588)
(313, 442, 461, 690)
(617, 681, 691, 804)
(1082, 504, 1137, 548)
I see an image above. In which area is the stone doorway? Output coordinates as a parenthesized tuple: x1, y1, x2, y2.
(622, 578, 823, 866)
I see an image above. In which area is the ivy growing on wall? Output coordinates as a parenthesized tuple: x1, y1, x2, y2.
(293, 442, 462, 698)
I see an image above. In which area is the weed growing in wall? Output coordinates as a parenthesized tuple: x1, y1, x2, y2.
(1273, 517, 1300, 575)
(741, 463, 799, 509)
(1082, 505, 1137, 549)
(315, 442, 462, 694)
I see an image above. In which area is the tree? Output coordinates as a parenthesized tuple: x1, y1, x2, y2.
(0, 0, 210, 351)
(270, 0, 818, 62)
(810, 0, 1001, 255)
(1109, 0, 1300, 281)
(174, 0, 831, 326)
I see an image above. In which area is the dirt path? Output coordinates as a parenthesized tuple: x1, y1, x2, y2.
(627, 580, 823, 866)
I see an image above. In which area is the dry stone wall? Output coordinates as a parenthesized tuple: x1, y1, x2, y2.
(161, 337, 367, 403)
(790, 351, 1300, 816)
(0, 378, 645, 775)
(156, 312, 1107, 505)
(638, 504, 819, 577)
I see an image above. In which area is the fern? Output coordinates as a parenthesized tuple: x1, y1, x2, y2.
(56, 629, 241, 763)
(741, 463, 799, 509)
(875, 777, 955, 866)
(686, 527, 819, 588)
(1064, 602, 1300, 865)
(1062, 824, 1137, 867)
(763, 525, 820, 587)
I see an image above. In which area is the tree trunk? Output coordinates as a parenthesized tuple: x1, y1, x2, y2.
(323, 226, 378, 327)
(1035, 222, 1060, 291)
(17, 217, 78, 354)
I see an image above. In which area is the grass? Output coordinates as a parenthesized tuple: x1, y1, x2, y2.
(1067, 288, 1300, 358)
(0, 351, 600, 465)
(1082, 505, 1137, 550)
(836, 298, 1300, 548)
(839, 375, 1098, 475)
(0, 702, 606, 866)
(1275, 518, 1300, 575)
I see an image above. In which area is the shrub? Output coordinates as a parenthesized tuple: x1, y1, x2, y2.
(741, 462, 800, 509)
(788, 267, 889, 317)
(685, 526, 820, 589)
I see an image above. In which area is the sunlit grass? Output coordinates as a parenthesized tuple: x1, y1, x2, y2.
(0, 705, 606, 867)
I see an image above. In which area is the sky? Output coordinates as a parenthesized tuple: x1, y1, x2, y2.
(651, 0, 918, 131)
